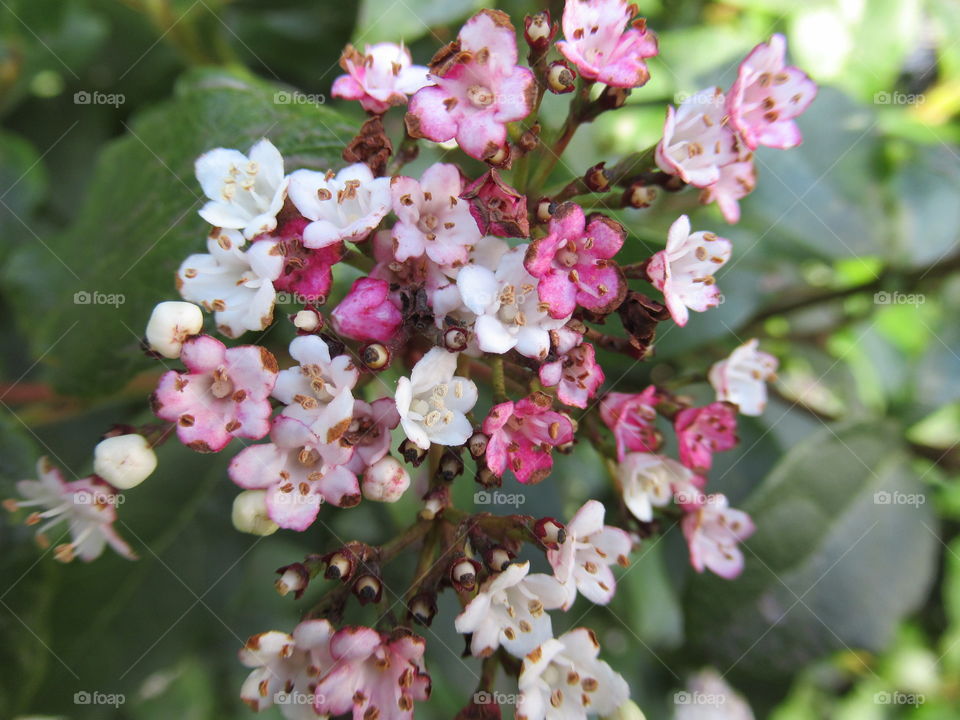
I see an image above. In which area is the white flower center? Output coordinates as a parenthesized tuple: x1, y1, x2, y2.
(467, 85, 495, 108)
(412, 381, 465, 428)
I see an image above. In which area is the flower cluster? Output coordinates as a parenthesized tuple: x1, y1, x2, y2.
(6, 4, 814, 718)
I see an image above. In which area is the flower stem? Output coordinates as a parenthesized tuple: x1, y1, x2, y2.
(491, 356, 508, 402)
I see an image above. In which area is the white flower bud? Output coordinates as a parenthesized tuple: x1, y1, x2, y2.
(293, 309, 321, 332)
(146, 301, 204, 359)
(604, 700, 646, 720)
(93, 434, 157, 489)
(231, 490, 278, 536)
(361, 456, 410, 503)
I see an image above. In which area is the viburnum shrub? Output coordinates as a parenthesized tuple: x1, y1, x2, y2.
(6, 2, 816, 718)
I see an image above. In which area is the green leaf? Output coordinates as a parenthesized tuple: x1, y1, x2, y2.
(682, 421, 938, 690)
(4, 67, 358, 397)
(355, 0, 487, 44)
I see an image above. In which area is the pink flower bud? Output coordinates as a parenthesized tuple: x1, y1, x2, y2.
(330, 277, 403, 344)
(362, 456, 411, 503)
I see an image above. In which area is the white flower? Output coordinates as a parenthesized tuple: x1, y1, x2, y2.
(708, 339, 777, 416)
(195, 138, 288, 239)
(548, 500, 632, 609)
(619, 453, 695, 522)
(455, 561, 567, 658)
(177, 228, 284, 338)
(516, 628, 630, 720)
(457, 245, 570, 360)
(145, 301, 204, 359)
(93, 434, 157, 490)
(288, 163, 391, 249)
(646, 215, 732, 327)
(673, 669, 754, 720)
(396, 347, 477, 450)
(272, 335, 359, 441)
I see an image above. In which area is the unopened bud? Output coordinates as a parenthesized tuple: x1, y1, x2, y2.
(557, 412, 578, 453)
(535, 198, 554, 224)
(420, 486, 449, 520)
(450, 557, 481, 592)
(598, 85, 630, 110)
(145, 301, 203, 359)
(484, 144, 511, 168)
(518, 125, 540, 153)
(444, 326, 469, 352)
(476, 465, 501, 489)
(534, 517, 566, 548)
(93, 434, 157, 489)
(354, 573, 383, 604)
(275, 563, 309, 598)
(231, 490, 278, 536)
(408, 593, 438, 626)
(485, 546, 514, 572)
(467, 432, 488, 459)
(547, 61, 576, 94)
(362, 456, 411, 502)
(607, 700, 647, 720)
(438, 450, 465, 482)
(400, 438, 429, 467)
(624, 182, 657, 209)
(292, 308, 322, 332)
(361, 342, 391, 370)
(523, 11, 554, 51)
(584, 162, 610, 192)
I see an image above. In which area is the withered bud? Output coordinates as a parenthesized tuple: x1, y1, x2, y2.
(536, 198, 554, 224)
(450, 557, 482, 592)
(438, 449, 465, 482)
(324, 550, 354, 581)
(420, 485, 450, 520)
(484, 143, 511, 168)
(353, 573, 383, 604)
(342, 115, 393, 176)
(275, 563, 310, 599)
(408, 593, 438, 626)
(444, 326, 469, 352)
(517, 124, 540, 153)
(598, 85, 631, 110)
(618, 291, 671, 358)
(485, 546, 515, 573)
(476, 465, 501, 489)
(400, 437, 429, 467)
(523, 11, 554, 51)
(361, 342, 391, 370)
(624, 182, 657, 209)
(547, 61, 576, 94)
(534, 518, 566, 549)
(584, 162, 611, 192)
(467, 431, 489, 459)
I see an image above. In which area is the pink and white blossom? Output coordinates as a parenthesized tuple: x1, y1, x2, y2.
(675, 402, 738, 472)
(9, 458, 136, 562)
(524, 203, 627, 319)
(152, 335, 278, 452)
(195, 138, 287, 240)
(177, 228, 284, 338)
(647, 215, 732, 327)
(391, 163, 482, 266)
(618, 453, 698, 522)
(539, 341, 605, 409)
(406, 10, 536, 161)
(516, 628, 629, 720)
(455, 561, 567, 658)
(700, 158, 756, 224)
(483, 393, 574, 484)
(314, 627, 431, 720)
(548, 500, 632, 608)
(330, 277, 403, 344)
(682, 493, 754, 579)
(727, 34, 817, 150)
(287, 163, 390, 249)
(272, 216, 342, 304)
(396, 347, 477, 450)
(332, 42, 430, 114)
(600, 387, 661, 461)
(343, 397, 400, 474)
(708, 339, 778, 416)
(655, 88, 741, 188)
(557, 0, 658, 88)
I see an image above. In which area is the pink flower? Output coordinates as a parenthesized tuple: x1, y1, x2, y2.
(599, 387, 661, 461)
(405, 10, 536, 161)
(314, 627, 431, 720)
(152, 335, 278, 453)
(708, 339, 778, 416)
(655, 87, 741, 188)
(557, 0, 658, 88)
(391, 163, 481, 266)
(330, 277, 403, 344)
(682, 493, 754, 578)
(646, 214, 732, 327)
(229, 415, 359, 531)
(727, 34, 817, 150)
(343, 397, 401, 474)
(539, 342, 605, 409)
(675, 402, 738, 472)
(272, 217, 342, 304)
(332, 42, 430, 114)
(547, 500, 632, 608)
(524, 203, 626, 319)
(483, 392, 574, 484)
(699, 158, 756, 224)
(459, 169, 530, 238)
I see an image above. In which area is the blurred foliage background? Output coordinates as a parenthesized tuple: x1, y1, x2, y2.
(1, 0, 959, 718)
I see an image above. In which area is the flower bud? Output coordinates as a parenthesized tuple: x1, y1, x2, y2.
(408, 593, 438, 626)
(444, 326, 469, 352)
(556, 412, 578, 453)
(518, 125, 540, 153)
(450, 556, 481, 592)
(606, 700, 647, 720)
(584, 162, 611, 192)
(523, 11, 554, 51)
(598, 84, 631, 110)
(467, 432, 488, 459)
(400, 438, 429, 467)
(324, 550, 355, 581)
(476, 465, 501, 489)
(93, 434, 157, 490)
(353, 573, 382, 604)
(275, 563, 310, 599)
(362, 456, 411, 502)
(624, 182, 657, 209)
(437, 449, 464, 482)
(361, 342, 391, 370)
(145, 301, 203, 359)
(485, 546, 514, 572)
(534, 517, 566, 548)
(535, 198, 554, 224)
(231, 490, 278, 536)
(420, 486, 449, 520)
(484, 144, 511, 168)
(547, 61, 576, 94)
(292, 308, 322, 332)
